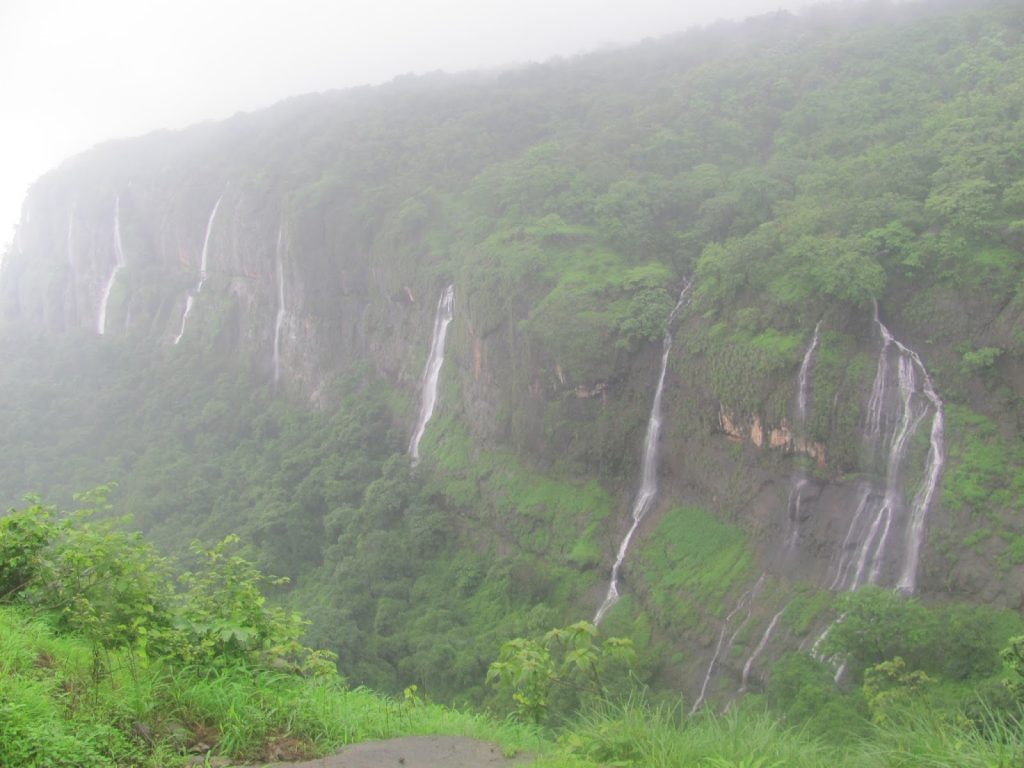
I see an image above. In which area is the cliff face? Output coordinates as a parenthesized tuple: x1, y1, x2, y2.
(3, 0, 1024, 703)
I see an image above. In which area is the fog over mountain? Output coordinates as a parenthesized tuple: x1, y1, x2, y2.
(1, 0, 813, 248)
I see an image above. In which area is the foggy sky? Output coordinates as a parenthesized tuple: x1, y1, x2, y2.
(0, 0, 811, 247)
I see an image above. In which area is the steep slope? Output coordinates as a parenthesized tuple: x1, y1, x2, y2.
(2, 0, 1023, 708)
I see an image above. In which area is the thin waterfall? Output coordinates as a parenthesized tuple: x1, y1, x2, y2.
(97, 196, 126, 335)
(197, 196, 221, 292)
(173, 296, 195, 345)
(783, 478, 809, 551)
(897, 369, 944, 593)
(796, 320, 821, 424)
(826, 302, 943, 593)
(174, 195, 222, 345)
(409, 284, 455, 466)
(784, 320, 822, 552)
(689, 573, 765, 715)
(739, 606, 786, 692)
(594, 281, 692, 626)
(272, 226, 286, 385)
(827, 486, 871, 590)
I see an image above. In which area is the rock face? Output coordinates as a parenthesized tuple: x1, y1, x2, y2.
(718, 405, 826, 467)
(0, 89, 1013, 607)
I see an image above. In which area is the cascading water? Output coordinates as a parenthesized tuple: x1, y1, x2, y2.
(739, 606, 786, 693)
(689, 573, 765, 715)
(897, 361, 944, 593)
(594, 282, 692, 626)
(173, 297, 196, 345)
(97, 196, 126, 335)
(783, 479, 809, 551)
(796, 320, 821, 425)
(197, 196, 221, 291)
(408, 285, 455, 466)
(783, 320, 821, 552)
(174, 195, 222, 345)
(272, 226, 286, 385)
(825, 302, 944, 593)
(730, 325, 822, 697)
(810, 304, 946, 679)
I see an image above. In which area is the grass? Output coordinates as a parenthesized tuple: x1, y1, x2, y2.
(6, 604, 1024, 767)
(0, 605, 549, 767)
(560, 696, 837, 768)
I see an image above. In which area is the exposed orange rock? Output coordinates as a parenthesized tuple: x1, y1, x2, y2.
(573, 382, 607, 399)
(719, 404, 743, 442)
(750, 415, 764, 447)
(718, 403, 826, 466)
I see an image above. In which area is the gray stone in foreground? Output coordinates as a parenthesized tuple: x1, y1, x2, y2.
(265, 735, 533, 768)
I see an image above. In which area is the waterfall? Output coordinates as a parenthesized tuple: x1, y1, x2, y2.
(826, 302, 943, 593)
(172, 296, 195, 345)
(594, 282, 692, 626)
(796, 320, 821, 424)
(739, 607, 786, 692)
(689, 573, 765, 715)
(174, 195, 223, 345)
(783, 478, 809, 551)
(408, 284, 455, 466)
(783, 320, 821, 552)
(97, 196, 126, 335)
(827, 486, 871, 590)
(897, 370, 944, 593)
(272, 226, 286, 385)
(197, 196, 221, 291)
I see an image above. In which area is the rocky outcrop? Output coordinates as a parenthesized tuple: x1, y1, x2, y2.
(718, 404, 826, 467)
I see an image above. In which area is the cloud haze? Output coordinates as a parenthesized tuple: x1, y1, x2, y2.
(0, 0, 809, 246)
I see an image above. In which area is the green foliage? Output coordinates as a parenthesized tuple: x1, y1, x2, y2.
(4, 4, 1024, 764)
(176, 535, 329, 671)
(862, 656, 934, 725)
(487, 621, 635, 723)
(780, 590, 833, 636)
(822, 587, 1019, 686)
(0, 497, 331, 679)
(0, 497, 59, 601)
(961, 345, 1002, 375)
(522, 252, 675, 380)
(1, 491, 175, 655)
(635, 507, 752, 630)
(0, 604, 546, 767)
(939, 406, 1024, 570)
(1002, 635, 1024, 701)
(764, 653, 858, 734)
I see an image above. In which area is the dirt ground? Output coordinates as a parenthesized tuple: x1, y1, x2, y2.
(266, 735, 535, 768)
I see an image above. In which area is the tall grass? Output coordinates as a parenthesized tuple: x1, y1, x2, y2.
(560, 694, 835, 768)
(5, 605, 1024, 767)
(0, 606, 549, 766)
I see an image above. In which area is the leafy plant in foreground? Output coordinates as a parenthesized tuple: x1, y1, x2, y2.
(487, 621, 635, 723)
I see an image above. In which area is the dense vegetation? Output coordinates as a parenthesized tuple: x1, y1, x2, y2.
(3, 0, 1024, 764)
(3, 501, 1024, 766)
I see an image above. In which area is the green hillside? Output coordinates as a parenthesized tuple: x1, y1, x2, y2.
(3, 0, 1024, 764)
